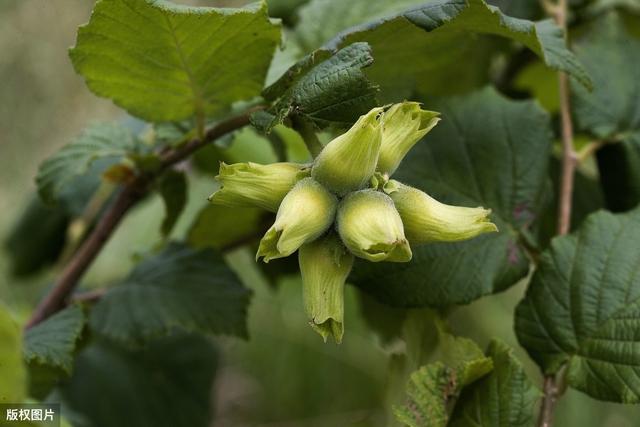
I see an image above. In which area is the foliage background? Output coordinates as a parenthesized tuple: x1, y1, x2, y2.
(0, 0, 637, 426)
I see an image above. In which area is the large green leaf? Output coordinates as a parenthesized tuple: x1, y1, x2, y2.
(62, 334, 217, 427)
(0, 304, 27, 404)
(24, 305, 86, 374)
(90, 243, 251, 346)
(571, 12, 640, 211)
(36, 123, 138, 205)
(296, 0, 590, 100)
(70, 0, 280, 122)
(254, 42, 379, 131)
(515, 208, 640, 403)
(352, 87, 551, 307)
(450, 340, 540, 427)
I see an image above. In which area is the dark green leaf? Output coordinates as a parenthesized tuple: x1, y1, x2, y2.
(515, 208, 640, 403)
(486, 0, 542, 19)
(571, 12, 640, 211)
(4, 196, 68, 277)
(450, 340, 540, 427)
(255, 42, 379, 131)
(158, 170, 187, 237)
(36, 123, 138, 205)
(297, 0, 590, 100)
(24, 305, 86, 374)
(62, 334, 217, 427)
(90, 243, 251, 346)
(352, 87, 551, 307)
(188, 204, 267, 250)
(572, 13, 639, 139)
(70, 0, 280, 122)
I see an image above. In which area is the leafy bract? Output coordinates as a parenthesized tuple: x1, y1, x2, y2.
(62, 334, 217, 427)
(90, 243, 251, 346)
(515, 208, 640, 403)
(24, 305, 86, 374)
(450, 340, 540, 427)
(352, 87, 551, 307)
(296, 0, 590, 100)
(0, 304, 26, 403)
(571, 13, 640, 211)
(36, 123, 138, 205)
(70, 0, 280, 122)
(255, 42, 379, 131)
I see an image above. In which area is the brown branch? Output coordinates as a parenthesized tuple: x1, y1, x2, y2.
(539, 0, 574, 425)
(25, 110, 256, 329)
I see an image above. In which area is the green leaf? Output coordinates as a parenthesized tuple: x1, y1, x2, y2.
(394, 329, 493, 427)
(255, 42, 379, 131)
(90, 243, 251, 346)
(188, 204, 267, 250)
(4, 195, 68, 277)
(23, 305, 86, 400)
(296, 0, 590, 100)
(450, 340, 540, 427)
(295, 0, 427, 51)
(158, 170, 187, 237)
(352, 87, 551, 307)
(571, 12, 640, 211)
(36, 123, 138, 205)
(572, 13, 639, 140)
(62, 334, 217, 427)
(0, 304, 27, 404)
(24, 305, 86, 374)
(69, 0, 280, 122)
(515, 207, 640, 403)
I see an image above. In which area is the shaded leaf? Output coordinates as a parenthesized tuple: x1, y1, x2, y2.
(515, 208, 640, 403)
(352, 87, 551, 307)
(571, 12, 640, 211)
(90, 243, 251, 346)
(188, 204, 268, 250)
(297, 0, 590, 100)
(158, 170, 188, 237)
(36, 123, 138, 205)
(450, 340, 540, 427)
(70, 0, 280, 122)
(62, 334, 217, 427)
(4, 196, 69, 277)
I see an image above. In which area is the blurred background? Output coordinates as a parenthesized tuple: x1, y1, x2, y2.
(0, 0, 638, 426)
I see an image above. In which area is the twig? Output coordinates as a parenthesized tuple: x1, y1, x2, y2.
(556, 70, 577, 236)
(69, 288, 108, 305)
(25, 110, 256, 329)
(539, 0, 574, 425)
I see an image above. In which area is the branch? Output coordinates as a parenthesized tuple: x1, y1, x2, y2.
(25, 110, 256, 329)
(539, 0, 574, 425)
